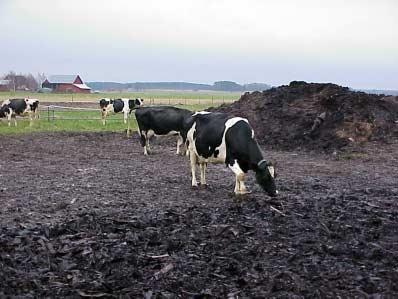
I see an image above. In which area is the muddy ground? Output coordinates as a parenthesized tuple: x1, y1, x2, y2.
(0, 132, 397, 298)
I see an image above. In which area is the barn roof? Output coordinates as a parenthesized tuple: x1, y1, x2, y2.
(46, 75, 80, 84)
(73, 84, 91, 90)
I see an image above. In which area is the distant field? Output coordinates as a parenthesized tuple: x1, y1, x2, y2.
(0, 90, 242, 104)
(0, 103, 215, 135)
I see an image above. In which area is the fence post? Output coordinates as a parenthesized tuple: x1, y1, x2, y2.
(47, 106, 50, 122)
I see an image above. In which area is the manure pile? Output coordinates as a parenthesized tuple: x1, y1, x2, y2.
(213, 81, 398, 151)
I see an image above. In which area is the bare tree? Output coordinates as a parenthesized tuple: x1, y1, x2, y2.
(3, 71, 39, 91)
(37, 72, 46, 88)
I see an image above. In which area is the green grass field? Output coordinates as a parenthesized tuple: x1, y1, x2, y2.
(0, 90, 238, 135)
(0, 103, 215, 135)
(0, 90, 241, 104)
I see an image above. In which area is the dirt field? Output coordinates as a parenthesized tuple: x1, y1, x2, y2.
(0, 132, 397, 297)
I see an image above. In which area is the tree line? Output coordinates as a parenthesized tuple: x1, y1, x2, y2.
(0, 71, 46, 91)
(87, 81, 271, 92)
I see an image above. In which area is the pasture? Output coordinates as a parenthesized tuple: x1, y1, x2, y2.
(0, 90, 241, 105)
(0, 102, 212, 135)
(0, 131, 397, 297)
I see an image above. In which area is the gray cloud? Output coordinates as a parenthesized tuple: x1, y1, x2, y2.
(0, 0, 397, 89)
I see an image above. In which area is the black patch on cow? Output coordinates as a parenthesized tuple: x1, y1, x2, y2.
(112, 99, 124, 113)
(128, 100, 136, 111)
(191, 113, 230, 159)
(7, 99, 27, 115)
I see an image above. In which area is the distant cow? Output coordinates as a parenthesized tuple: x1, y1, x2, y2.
(135, 106, 193, 155)
(100, 98, 143, 125)
(0, 98, 39, 126)
(183, 111, 278, 196)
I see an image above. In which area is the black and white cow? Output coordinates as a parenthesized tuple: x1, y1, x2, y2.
(0, 98, 39, 126)
(183, 111, 278, 196)
(99, 98, 143, 125)
(135, 106, 193, 155)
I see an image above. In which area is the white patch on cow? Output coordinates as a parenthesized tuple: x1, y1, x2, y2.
(193, 111, 211, 116)
(199, 163, 207, 185)
(229, 160, 249, 194)
(252, 129, 255, 138)
(268, 166, 275, 178)
(2, 99, 10, 107)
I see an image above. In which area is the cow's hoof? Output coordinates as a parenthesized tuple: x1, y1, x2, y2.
(191, 185, 199, 189)
(199, 183, 209, 189)
(234, 190, 252, 196)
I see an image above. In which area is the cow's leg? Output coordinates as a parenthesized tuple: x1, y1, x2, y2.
(7, 114, 11, 127)
(229, 160, 250, 195)
(199, 162, 207, 186)
(189, 150, 198, 187)
(139, 131, 150, 155)
(176, 135, 183, 155)
(123, 111, 128, 124)
(29, 112, 33, 127)
(102, 111, 107, 125)
(146, 130, 154, 150)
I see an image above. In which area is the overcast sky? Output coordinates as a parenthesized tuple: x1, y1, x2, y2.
(0, 0, 397, 89)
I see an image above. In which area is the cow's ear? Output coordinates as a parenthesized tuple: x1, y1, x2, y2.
(257, 160, 267, 170)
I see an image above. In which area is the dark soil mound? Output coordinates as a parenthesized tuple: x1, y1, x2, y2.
(213, 81, 398, 151)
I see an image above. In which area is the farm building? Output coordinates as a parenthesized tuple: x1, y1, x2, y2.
(42, 75, 91, 93)
(0, 79, 11, 91)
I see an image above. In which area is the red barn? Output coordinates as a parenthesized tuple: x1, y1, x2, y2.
(42, 75, 91, 93)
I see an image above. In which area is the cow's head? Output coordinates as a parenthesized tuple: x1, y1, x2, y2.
(99, 98, 111, 110)
(135, 98, 144, 106)
(255, 160, 278, 197)
(26, 99, 39, 111)
(0, 105, 10, 118)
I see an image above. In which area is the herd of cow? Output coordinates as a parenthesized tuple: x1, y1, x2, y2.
(1, 97, 278, 197)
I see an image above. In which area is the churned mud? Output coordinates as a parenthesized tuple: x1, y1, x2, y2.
(0, 132, 397, 297)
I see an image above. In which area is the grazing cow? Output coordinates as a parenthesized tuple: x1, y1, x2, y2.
(99, 98, 143, 125)
(135, 106, 193, 155)
(183, 111, 278, 196)
(0, 98, 39, 126)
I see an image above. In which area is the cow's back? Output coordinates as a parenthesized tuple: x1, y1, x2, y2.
(112, 99, 125, 113)
(8, 99, 27, 114)
(135, 106, 191, 134)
